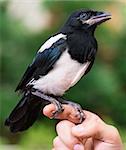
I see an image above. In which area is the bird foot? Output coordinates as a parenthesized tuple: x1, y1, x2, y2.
(57, 97, 85, 123)
(31, 89, 64, 118)
(67, 101, 85, 123)
(51, 105, 64, 119)
(73, 105, 85, 123)
(31, 89, 84, 123)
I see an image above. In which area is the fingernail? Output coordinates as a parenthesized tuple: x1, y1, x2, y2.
(74, 144, 84, 150)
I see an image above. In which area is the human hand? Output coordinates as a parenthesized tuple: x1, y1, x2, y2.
(43, 104, 123, 150)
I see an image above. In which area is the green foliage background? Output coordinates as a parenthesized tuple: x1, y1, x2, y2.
(0, 0, 126, 149)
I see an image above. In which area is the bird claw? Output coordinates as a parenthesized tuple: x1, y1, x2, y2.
(51, 108, 64, 119)
(74, 107, 85, 123)
(62, 100, 85, 123)
(51, 105, 64, 119)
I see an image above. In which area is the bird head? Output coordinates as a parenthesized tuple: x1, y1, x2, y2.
(61, 9, 111, 33)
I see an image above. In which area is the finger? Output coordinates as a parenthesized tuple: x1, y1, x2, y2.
(43, 104, 82, 123)
(72, 110, 102, 137)
(43, 104, 56, 118)
(84, 138, 93, 150)
(72, 110, 122, 145)
(56, 120, 84, 149)
(53, 136, 70, 150)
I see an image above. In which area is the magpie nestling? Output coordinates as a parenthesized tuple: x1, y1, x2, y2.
(5, 9, 111, 132)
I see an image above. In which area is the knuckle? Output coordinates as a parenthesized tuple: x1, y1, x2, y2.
(108, 125, 120, 137)
(53, 136, 60, 147)
(105, 125, 122, 144)
(92, 114, 104, 128)
(92, 114, 100, 121)
(56, 120, 70, 132)
(56, 121, 64, 132)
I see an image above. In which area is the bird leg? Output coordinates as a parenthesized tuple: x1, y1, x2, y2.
(57, 97, 85, 123)
(31, 89, 64, 118)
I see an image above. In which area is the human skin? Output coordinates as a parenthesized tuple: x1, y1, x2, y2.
(43, 104, 123, 150)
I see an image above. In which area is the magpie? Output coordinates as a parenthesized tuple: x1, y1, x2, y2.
(5, 9, 111, 132)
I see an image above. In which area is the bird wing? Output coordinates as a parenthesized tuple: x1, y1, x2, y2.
(84, 47, 97, 75)
(15, 36, 67, 92)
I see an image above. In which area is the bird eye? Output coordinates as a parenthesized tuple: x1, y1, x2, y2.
(79, 13, 87, 19)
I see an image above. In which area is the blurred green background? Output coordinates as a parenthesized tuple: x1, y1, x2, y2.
(0, 0, 126, 149)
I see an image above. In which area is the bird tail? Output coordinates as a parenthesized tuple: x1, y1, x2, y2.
(5, 92, 43, 133)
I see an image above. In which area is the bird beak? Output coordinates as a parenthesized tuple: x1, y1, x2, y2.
(82, 12, 111, 26)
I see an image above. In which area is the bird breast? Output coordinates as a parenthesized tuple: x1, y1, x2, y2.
(33, 50, 90, 96)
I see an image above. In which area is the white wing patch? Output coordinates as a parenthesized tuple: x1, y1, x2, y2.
(38, 33, 67, 52)
(70, 62, 90, 87)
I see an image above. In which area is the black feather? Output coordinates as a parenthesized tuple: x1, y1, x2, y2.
(15, 38, 67, 92)
(5, 92, 43, 133)
(15, 66, 36, 92)
(67, 30, 97, 64)
(84, 59, 95, 75)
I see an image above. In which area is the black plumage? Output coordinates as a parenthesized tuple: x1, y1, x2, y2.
(5, 93, 43, 132)
(5, 9, 111, 132)
(15, 38, 67, 92)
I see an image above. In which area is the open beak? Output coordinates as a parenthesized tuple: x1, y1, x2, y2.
(83, 12, 111, 26)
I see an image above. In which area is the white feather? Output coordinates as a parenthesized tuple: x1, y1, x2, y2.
(38, 33, 67, 52)
(70, 61, 90, 86)
(33, 49, 90, 96)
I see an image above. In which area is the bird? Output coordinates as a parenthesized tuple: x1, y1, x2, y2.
(5, 9, 111, 133)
